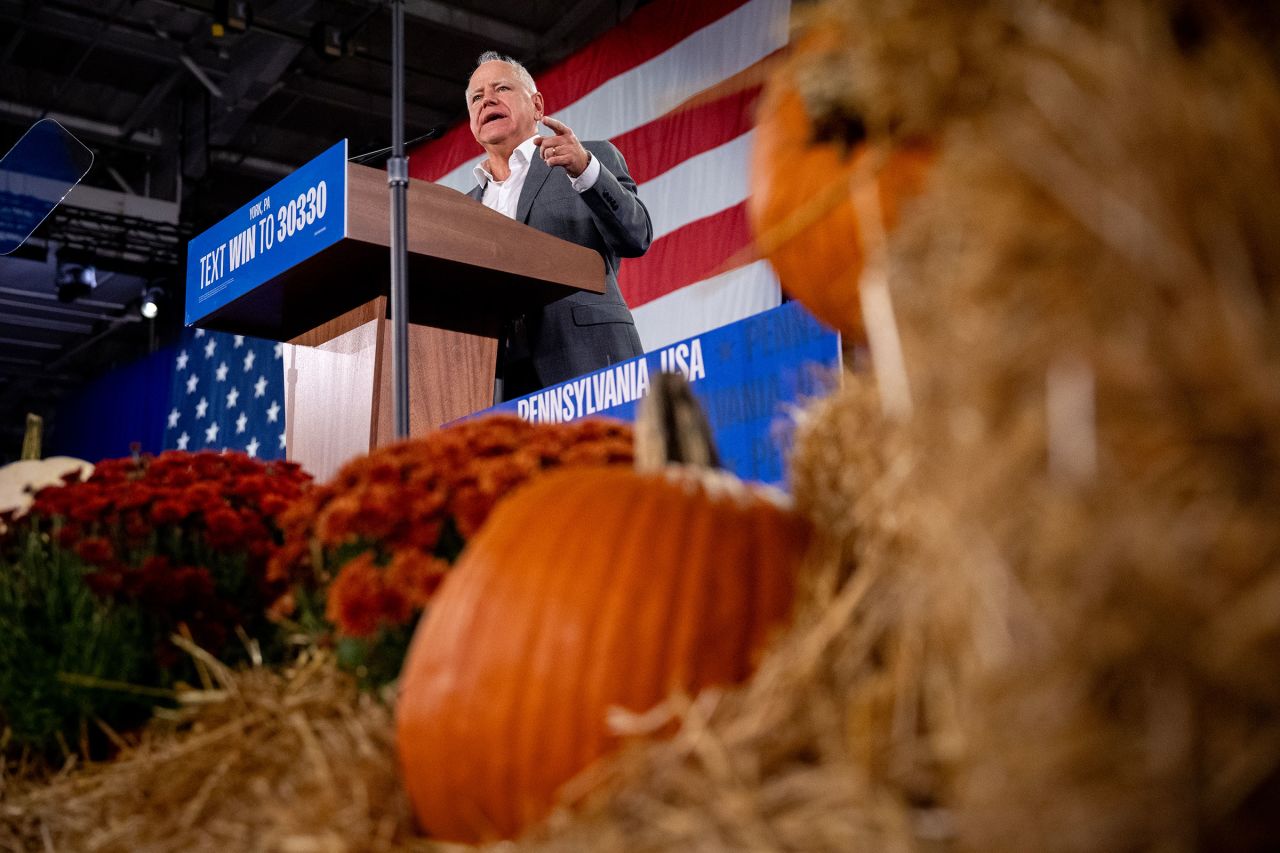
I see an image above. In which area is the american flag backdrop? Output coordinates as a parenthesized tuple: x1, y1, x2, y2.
(408, 0, 791, 351)
(161, 328, 286, 461)
(161, 0, 787, 463)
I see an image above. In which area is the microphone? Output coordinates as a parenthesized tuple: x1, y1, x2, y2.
(349, 125, 447, 165)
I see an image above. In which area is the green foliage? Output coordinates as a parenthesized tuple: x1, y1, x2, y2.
(0, 529, 164, 758)
(0, 451, 314, 760)
(335, 622, 417, 690)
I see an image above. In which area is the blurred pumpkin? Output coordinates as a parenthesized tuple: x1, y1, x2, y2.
(395, 375, 812, 842)
(0, 456, 94, 517)
(748, 45, 932, 345)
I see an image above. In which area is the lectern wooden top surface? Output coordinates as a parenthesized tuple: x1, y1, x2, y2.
(195, 161, 605, 343)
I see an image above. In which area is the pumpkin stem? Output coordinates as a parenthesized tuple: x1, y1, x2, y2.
(635, 372, 721, 472)
(21, 413, 43, 461)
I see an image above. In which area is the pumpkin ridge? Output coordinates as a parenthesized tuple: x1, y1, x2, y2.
(479, 475, 589, 838)
(659, 476, 724, 698)
(570, 468, 691, 768)
(397, 548, 496, 837)
(507, 467, 638, 832)
(568, 471, 660, 763)
(442, 545, 532, 842)
(400, 473, 575, 840)
(697, 492, 756, 686)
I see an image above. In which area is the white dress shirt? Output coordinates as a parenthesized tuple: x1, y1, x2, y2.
(473, 135, 601, 218)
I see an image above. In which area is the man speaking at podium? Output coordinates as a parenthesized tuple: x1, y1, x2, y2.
(465, 52, 651, 400)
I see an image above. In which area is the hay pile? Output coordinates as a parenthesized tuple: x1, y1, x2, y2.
(5, 0, 1280, 849)
(1, 647, 426, 852)
(516, 0, 1280, 849)
(885, 1, 1280, 845)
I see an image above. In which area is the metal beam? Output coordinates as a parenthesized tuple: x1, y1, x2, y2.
(402, 0, 539, 54)
(207, 33, 305, 148)
(0, 297, 125, 321)
(0, 315, 95, 335)
(60, 183, 180, 225)
(0, 0, 42, 67)
(0, 367, 66, 382)
(145, 0, 313, 47)
(0, 355, 43, 367)
(208, 149, 294, 179)
(0, 336, 60, 350)
(180, 53, 225, 99)
(117, 70, 185, 141)
(0, 295, 130, 322)
(283, 75, 451, 131)
(0, 3, 186, 68)
(537, 0, 608, 56)
(0, 365, 77, 379)
(41, 0, 134, 120)
(0, 98, 162, 148)
(0, 286, 125, 312)
(44, 313, 142, 372)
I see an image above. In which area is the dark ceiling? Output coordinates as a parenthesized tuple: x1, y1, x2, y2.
(0, 0, 646, 459)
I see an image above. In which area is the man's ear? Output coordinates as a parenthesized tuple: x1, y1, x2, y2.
(532, 91, 545, 121)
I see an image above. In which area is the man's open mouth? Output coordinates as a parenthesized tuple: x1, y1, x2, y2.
(482, 112, 506, 125)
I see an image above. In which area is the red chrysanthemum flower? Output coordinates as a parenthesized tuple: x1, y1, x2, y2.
(75, 536, 115, 567)
(3, 449, 313, 666)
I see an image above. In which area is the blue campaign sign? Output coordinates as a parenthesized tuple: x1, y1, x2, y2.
(185, 139, 348, 325)
(487, 301, 842, 489)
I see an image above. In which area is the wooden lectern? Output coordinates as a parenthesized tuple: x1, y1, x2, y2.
(193, 159, 605, 482)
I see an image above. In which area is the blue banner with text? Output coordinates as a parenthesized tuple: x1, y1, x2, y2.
(486, 301, 841, 489)
(185, 139, 347, 325)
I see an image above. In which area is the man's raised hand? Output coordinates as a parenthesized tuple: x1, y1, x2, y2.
(535, 116, 589, 177)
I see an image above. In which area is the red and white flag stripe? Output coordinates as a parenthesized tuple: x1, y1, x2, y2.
(408, 0, 791, 351)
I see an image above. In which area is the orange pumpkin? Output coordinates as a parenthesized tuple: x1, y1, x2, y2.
(396, 448, 811, 841)
(748, 61, 932, 345)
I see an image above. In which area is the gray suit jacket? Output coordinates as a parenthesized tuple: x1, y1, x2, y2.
(467, 140, 650, 389)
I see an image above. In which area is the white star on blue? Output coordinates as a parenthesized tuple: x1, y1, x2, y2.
(163, 329, 287, 461)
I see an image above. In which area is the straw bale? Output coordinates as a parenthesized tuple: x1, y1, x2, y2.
(517, 1, 1280, 849)
(1, 649, 427, 853)
(872, 2, 1280, 849)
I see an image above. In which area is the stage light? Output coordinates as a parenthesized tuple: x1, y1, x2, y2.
(140, 285, 165, 319)
(312, 22, 345, 59)
(56, 263, 97, 303)
(213, 0, 252, 34)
